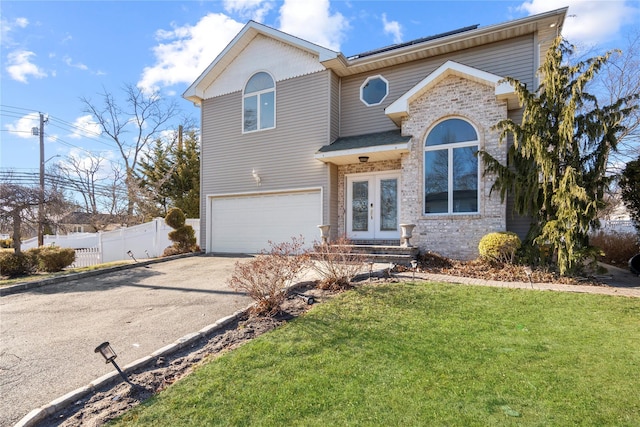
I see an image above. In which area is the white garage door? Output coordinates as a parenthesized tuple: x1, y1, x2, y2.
(209, 190, 322, 253)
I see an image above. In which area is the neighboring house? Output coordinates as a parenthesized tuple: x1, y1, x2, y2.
(184, 8, 567, 259)
(57, 211, 122, 234)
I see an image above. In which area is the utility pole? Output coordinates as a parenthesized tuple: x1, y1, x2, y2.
(38, 112, 46, 247)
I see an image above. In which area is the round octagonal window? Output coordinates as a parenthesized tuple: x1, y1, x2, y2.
(360, 75, 389, 106)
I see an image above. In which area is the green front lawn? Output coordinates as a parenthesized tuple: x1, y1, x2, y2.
(114, 282, 640, 426)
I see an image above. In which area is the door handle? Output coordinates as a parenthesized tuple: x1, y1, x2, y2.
(370, 203, 374, 220)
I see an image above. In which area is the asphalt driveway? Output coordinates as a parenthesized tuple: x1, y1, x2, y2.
(0, 255, 253, 427)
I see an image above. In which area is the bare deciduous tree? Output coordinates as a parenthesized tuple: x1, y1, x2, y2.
(80, 84, 179, 223)
(53, 154, 128, 230)
(595, 29, 640, 174)
(0, 182, 69, 253)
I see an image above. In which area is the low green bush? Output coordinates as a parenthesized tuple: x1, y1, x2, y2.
(0, 251, 37, 278)
(478, 231, 521, 264)
(27, 246, 76, 272)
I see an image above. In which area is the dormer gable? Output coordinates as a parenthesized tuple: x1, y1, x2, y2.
(385, 60, 518, 126)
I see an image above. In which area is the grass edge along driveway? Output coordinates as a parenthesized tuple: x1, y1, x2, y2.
(114, 282, 640, 426)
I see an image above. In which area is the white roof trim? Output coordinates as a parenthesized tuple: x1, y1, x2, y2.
(385, 60, 517, 125)
(184, 21, 338, 104)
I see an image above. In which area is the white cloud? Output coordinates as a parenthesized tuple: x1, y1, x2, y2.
(223, 0, 275, 22)
(1, 16, 29, 46)
(5, 113, 40, 139)
(382, 13, 403, 44)
(137, 13, 244, 94)
(64, 56, 89, 71)
(278, 0, 349, 51)
(6, 50, 47, 83)
(519, 0, 639, 46)
(69, 115, 102, 139)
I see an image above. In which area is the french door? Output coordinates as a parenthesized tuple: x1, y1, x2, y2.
(346, 172, 400, 240)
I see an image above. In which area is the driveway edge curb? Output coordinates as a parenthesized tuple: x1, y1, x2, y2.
(1, 252, 201, 297)
(13, 306, 249, 427)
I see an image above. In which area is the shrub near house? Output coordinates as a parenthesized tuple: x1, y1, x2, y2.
(163, 208, 199, 256)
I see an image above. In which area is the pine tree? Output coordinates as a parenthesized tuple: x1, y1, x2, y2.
(170, 129, 200, 218)
(137, 139, 174, 218)
(619, 156, 640, 234)
(480, 37, 638, 275)
(137, 128, 200, 219)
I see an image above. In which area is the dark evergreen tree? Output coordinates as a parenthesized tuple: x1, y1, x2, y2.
(137, 128, 200, 219)
(480, 37, 639, 275)
(619, 156, 640, 234)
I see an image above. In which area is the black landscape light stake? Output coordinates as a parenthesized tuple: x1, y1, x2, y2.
(368, 262, 374, 282)
(126, 250, 138, 263)
(94, 342, 134, 386)
(411, 260, 418, 280)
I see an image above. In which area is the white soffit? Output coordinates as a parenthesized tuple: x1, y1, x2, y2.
(385, 60, 517, 125)
(314, 143, 409, 165)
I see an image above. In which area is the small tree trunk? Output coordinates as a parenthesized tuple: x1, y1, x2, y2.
(11, 211, 22, 254)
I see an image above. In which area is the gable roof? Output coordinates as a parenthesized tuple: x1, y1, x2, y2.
(184, 7, 567, 103)
(322, 7, 567, 77)
(183, 21, 339, 104)
(385, 60, 518, 126)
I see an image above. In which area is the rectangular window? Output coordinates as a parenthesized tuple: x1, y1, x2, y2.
(424, 150, 449, 213)
(243, 95, 257, 132)
(453, 146, 478, 213)
(424, 147, 478, 214)
(259, 92, 274, 130)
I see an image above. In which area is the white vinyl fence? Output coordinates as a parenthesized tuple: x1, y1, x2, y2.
(597, 220, 636, 235)
(20, 218, 200, 267)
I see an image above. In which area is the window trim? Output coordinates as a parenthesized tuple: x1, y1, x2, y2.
(360, 75, 389, 107)
(242, 71, 276, 133)
(423, 118, 480, 215)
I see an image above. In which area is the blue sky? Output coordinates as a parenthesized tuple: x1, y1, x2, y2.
(1, 0, 639, 176)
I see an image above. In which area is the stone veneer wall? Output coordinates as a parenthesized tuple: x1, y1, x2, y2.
(400, 75, 509, 260)
(336, 159, 402, 236)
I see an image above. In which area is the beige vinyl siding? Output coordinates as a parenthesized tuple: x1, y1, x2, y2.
(330, 71, 340, 142)
(200, 70, 332, 242)
(328, 163, 339, 239)
(504, 108, 533, 240)
(340, 35, 534, 137)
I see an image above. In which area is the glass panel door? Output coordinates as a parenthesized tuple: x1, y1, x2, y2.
(379, 178, 398, 232)
(351, 180, 369, 232)
(347, 173, 400, 240)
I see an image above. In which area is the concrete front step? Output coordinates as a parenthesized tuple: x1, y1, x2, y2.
(319, 244, 419, 265)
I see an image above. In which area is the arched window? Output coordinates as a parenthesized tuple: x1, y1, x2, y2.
(243, 72, 275, 132)
(424, 118, 479, 214)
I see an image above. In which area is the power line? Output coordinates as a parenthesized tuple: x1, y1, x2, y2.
(0, 170, 128, 196)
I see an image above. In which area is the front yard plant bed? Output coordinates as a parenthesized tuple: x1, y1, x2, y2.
(106, 282, 639, 426)
(416, 252, 606, 285)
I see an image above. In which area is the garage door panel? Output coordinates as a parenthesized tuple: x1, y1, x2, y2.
(210, 191, 321, 253)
